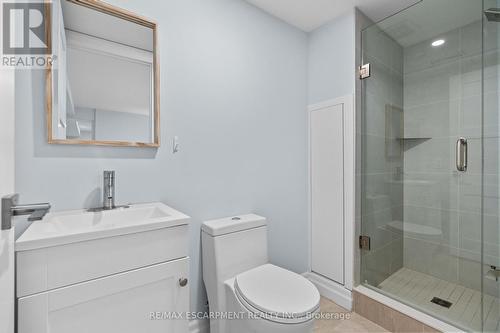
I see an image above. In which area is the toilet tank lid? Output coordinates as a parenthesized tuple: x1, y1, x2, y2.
(201, 214, 266, 236)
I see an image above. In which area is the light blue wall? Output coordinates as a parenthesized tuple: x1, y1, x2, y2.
(308, 11, 356, 105)
(15, 0, 308, 313)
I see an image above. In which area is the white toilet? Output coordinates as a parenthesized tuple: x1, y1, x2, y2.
(201, 214, 320, 333)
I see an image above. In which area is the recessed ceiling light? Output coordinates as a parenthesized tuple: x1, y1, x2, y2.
(431, 39, 445, 47)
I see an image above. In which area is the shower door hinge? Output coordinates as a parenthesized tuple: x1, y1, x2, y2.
(359, 235, 371, 250)
(359, 63, 371, 80)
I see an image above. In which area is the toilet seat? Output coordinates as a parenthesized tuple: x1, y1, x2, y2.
(234, 264, 320, 324)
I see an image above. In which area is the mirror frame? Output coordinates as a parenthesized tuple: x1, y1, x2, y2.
(45, 0, 160, 147)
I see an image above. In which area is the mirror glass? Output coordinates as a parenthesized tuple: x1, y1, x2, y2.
(48, 0, 159, 146)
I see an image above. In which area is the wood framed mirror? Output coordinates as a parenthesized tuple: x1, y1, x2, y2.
(46, 0, 160, 147)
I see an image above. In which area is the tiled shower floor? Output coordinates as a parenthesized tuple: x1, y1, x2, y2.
(378, 268, 500, 332)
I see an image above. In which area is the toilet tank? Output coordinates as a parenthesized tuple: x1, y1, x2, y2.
(202, 214, 268, 282)
(201, 214, 268, 315)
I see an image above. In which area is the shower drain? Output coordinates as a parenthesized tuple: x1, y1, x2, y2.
(430, 297, 453, 308)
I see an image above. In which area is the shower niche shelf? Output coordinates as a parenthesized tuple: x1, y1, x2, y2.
(397, 137, 431, 151)
(395, 137, 431, 140)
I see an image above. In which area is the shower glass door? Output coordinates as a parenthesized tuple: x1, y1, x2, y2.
(360, 1, 490, 330)
(483, 1, 500, 332)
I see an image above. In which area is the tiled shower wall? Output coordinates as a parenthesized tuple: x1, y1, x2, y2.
(402, 19, 500, 297)
(360, 24, 404, 286)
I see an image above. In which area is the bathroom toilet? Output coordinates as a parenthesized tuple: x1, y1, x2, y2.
(201, 214, 320, 333)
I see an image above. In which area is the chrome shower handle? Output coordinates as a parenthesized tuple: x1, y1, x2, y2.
(456, 137, 467, 172)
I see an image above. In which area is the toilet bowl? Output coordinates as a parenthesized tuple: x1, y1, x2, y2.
(226, 264, 319, 333)
(201, 214, 320, 333)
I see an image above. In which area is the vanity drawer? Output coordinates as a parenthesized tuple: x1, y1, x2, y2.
(18, 257, 189, 333)
(17, 225, 188, 297)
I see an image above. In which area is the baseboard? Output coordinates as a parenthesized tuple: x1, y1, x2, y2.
(303, 272, 352, 310)
(189, 319, 209, 333)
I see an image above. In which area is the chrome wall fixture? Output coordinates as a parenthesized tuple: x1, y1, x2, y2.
(1, 194, 51, 230)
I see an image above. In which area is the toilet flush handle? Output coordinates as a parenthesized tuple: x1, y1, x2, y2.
(179, 278, 188, 287)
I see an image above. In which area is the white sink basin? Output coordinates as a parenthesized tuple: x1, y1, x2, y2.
(16, 202, 189, 251)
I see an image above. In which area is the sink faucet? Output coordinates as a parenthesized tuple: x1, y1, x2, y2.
(103, 170, 115, 210)
(1, 194, 51, 230)
(88, 171, 129, 212)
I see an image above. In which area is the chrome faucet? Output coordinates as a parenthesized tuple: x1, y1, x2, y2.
(88, 171, 128, 212)
(103, 170, 115, 210)
(1, 194, 51, 230)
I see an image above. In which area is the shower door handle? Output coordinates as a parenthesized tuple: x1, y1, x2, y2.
(456, 137, 467, 172)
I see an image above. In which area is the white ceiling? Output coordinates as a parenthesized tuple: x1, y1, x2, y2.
(377, 0, 481, 47)
(245, 0, 421, 32)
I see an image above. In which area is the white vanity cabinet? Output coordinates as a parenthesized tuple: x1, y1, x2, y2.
(15, 203, 190, 333)
(18, 258, 188, 333)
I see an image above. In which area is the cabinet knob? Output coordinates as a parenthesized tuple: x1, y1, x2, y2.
(179, 278, 188, 287)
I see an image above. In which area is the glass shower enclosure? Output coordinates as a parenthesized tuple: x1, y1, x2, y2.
(359, 0, 500, 331)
